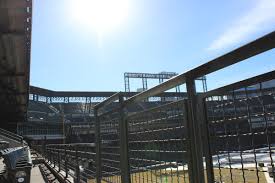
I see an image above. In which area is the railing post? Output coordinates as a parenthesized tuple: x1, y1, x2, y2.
(185, 77, 205, 183)
(53, 148, 56, 168)
(94, 108, 102, 183)
(118, 95, 131, 183)
(75, 147, 80, 183)
(21, 137, 24, 147)
(198, 97, 214, 182)
(50, 149, 53, 165)
(64, 145, 68, 178)
(47, 148, 50, 163)
(43, 136, 47, 157)
(58, 148, 61, 172)
(45, 147, 48, 163)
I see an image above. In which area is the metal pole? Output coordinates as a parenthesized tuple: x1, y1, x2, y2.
(59, 104, 66, 144)
(52, 149, 55, 168)
(65, 146, 68, 178)
(75, 147, 80, 183)
(43, 136, 46, 157)
(58, 149, 60, 172)
(119, 95, 131, 183)
(198, 97, 214, 182)
(95, 108, 102, 183)
(46, 147, 49, 163)
(185, 77, 205, 183)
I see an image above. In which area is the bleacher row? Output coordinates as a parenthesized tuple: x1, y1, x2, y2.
(27, 100, 166, 123)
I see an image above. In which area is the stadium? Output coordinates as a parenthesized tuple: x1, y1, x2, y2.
(20, 83, 186, 144)
(0, 0, 275, 183)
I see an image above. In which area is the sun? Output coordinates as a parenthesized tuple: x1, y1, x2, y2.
(70, 0, 129, 34)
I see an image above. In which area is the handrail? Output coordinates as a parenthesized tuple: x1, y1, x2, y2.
(198, 70, 275, 100)
(0, 128, 28, 147)
(47, 143, 95, 147)
(0, 128, 24, 144)
(124, 31, 275, 104)
(0, 128, 22, 140)
(127, 99, 185, 118)
(94, 92, 121, 110)
(187, 31, 275, 79)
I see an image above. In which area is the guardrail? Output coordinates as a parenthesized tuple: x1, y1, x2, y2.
(38, 31, 275, 183)
(0, 128, 26, 146)
(17, 121, 95, 137)
(35, 143, 96, 182)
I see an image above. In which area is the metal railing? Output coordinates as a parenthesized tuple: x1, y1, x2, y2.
(0, 128, 25, 146)
(198, 71, 275, 182)
(35, 143, 97, 182)
(38, 31, 275, 183)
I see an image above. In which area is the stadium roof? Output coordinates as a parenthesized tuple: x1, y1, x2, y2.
(0, 0, 32, 130)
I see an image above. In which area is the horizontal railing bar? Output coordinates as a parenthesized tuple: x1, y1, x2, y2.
(128, 115, 184, 127)
(199, 70, 275, 100)
(211, 131, 275, 138)
(97, 107, 120, 118)
(129, 125, 185, 135)
(187, 31, 275, 79)
(129, 138, 186, 143)
(0, 128, 23, 142)
(124, 31, 275, 104)
(94, 92, 121, 110)
(47, 143, 95, 147)
(101, 152, 120, 156)
(124, 74, 187, 105)
(208, 112, 275, 124)
(130, 149, 186, 153)
(127, 99, 185, 118)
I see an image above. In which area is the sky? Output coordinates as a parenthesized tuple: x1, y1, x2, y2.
(30, 0, 275, 92)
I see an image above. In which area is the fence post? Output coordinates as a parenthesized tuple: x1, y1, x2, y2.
(43, 136, 47, 158)
(75, 147, 80, 183)
(64, 145, 68, 178)
(21, 137, 24, 147)
(118, 95, 131, 183)
(45, 147, 49, 163)
(58, 148, 61, 172)
(198, 97, 214, 182)
(49, 148, 52, 164)
(94, 108, 102, 183)
(185, 77, 205, 183)
(47, 148, 50, 164)
(50, 147, 55, 168)
(53, 147, 56, 168)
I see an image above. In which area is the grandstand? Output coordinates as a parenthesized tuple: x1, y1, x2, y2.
(19, 85, 185, 144)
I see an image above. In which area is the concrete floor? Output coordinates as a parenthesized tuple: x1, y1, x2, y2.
(30, 165, 45, 183)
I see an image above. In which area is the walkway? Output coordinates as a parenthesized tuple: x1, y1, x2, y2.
(31, 165, 45, 183)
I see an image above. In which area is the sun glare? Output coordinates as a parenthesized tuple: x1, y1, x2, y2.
(70, 0, 129, 34)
